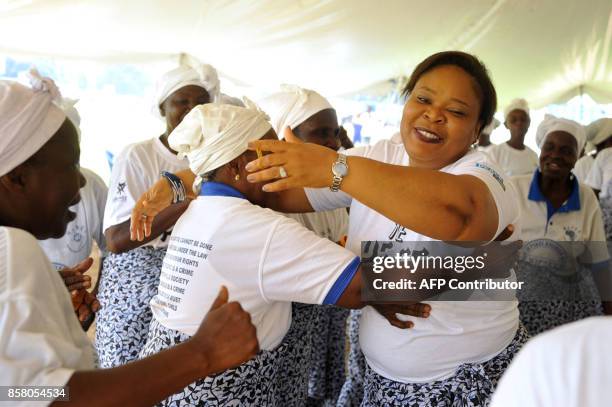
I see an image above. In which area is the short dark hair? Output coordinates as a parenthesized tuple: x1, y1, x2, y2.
(402, 51, 497, 131)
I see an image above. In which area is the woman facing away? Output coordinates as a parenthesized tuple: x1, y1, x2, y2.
(96, 63, 220, 367)
(137, 100, 437, 406)
(131, 51, 524, 406)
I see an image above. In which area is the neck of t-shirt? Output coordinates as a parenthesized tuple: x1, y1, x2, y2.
(153, 136, 185, 164)
(506, 140, 526, 151)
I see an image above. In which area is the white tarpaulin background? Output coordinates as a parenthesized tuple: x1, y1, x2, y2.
(1, 0, 611, 110)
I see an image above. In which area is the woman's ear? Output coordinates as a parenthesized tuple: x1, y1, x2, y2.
(0, 164, 30, 195)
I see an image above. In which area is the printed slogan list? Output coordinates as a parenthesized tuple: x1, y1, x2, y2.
(153, 236, 213, 316)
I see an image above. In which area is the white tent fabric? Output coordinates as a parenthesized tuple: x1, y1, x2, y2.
(0, 0, 610, 109)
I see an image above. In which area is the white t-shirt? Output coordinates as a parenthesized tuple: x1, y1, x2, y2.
(511, 172, 609, 265)
(285, 209, 348, 242)
(585, 147, 612, 198)
(39, 168, 108, 270)
(150, 182, 359, 350)
(306, 140, 520, 383)
(103, 137, 190, 249)
(572, 154, 595, 184)
(488, 142, 539, 177)
(477, 144, 494, 154)
(491, 316, 612, 407)
(0, 227, 95, 395)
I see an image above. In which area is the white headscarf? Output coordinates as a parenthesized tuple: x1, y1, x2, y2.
(153, 64, 220, 119)
(29, 68, 81, 136)
(0, 77, 67, 176)
(169, 100, 271, 184)
(536, 114, 586, 153)
(220, 93, 245, 107)
(504, 98, 529, 120)
(258, 84, 333, 137)
(481, 118, 500, 135)
(586, 118, 612, 147)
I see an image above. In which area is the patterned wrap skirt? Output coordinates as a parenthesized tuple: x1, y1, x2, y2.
(139, 302, 316, 406)
(95, 246, 165, 367)
(361, 324, 529, 407)
(307, 305, 349, 407)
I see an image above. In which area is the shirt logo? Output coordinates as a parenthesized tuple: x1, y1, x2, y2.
(475, 162, 505, 191)
(117, 182, 127, 195)
(113, 181, 128, 203)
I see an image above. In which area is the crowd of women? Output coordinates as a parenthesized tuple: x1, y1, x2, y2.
(0, 50, 611, 406)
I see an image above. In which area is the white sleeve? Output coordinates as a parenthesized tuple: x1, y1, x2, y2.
(585, 155, 603, 190)
(490, 340, 551, 407)
(0, 297, 78, 389)
(102, 148, 152, 232)
(84, 170, 109, 253)
(259, 217, 359, 305)
(453, 157, 520, 239)
(579, 194, 610, 266)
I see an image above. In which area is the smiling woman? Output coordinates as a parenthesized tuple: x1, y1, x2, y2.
(129, 51, 527, 406)
(511, 114, 612, 335)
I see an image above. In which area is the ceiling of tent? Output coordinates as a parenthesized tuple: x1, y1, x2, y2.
(0, 0, 610, 109)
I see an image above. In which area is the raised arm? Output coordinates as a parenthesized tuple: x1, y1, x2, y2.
(246, 138, 500, 241)
(52, 287, 258, 406)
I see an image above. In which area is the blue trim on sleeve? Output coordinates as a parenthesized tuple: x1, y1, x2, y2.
(323, 256, 361, 305)
(200, 181, 246, 199)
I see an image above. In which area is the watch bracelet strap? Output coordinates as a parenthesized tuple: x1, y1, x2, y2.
(160, 171, 186, 204)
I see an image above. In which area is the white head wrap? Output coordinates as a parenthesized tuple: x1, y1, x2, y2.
(586, 118, 612, 147)
(504, 98, 530, 119)
(0, 76, 67, 176)
(536, 114, 586, 153)
(258, 84, 333, 137)
(153, 64, 220, 119)
(220, 93, 245, 107)
(169, 99, 271, 185)
(481, 118, 500, 135)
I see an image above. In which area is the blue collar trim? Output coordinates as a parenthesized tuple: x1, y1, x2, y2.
(527, 169, 580, 221)
(199, 181, 246, 199)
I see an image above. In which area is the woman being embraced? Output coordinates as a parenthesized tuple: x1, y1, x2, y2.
(132, 51, 524, 406)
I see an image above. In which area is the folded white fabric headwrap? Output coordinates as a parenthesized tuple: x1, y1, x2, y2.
(258, 84, 333, 136)
(481, 118, 500, 135)
(0, 77, 66, 176)
(536, 114, 586, 153)
(153, 64, 220, 119)
(504, 98, 530, 119)
(169, 99, 271, 182)
(220, 93, 245, 107)
(586, 118, 612, 147)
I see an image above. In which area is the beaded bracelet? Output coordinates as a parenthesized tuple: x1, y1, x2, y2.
(160, 171, 186, 204)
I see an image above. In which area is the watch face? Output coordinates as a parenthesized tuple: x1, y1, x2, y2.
(332, 162, 348, 177)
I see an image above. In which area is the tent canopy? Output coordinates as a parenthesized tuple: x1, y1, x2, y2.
(1, 0, 611, 109)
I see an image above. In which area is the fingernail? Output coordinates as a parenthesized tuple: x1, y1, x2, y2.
(247, 175, 255, 182)
(262, 184, 271, 192)
(245, 162, 254, 171)
(71, 290, 78, 296)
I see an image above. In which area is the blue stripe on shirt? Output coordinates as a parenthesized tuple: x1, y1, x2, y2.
(323, 256, 361, 305)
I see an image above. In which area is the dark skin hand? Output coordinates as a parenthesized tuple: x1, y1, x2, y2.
(52, 287, 259, 407)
